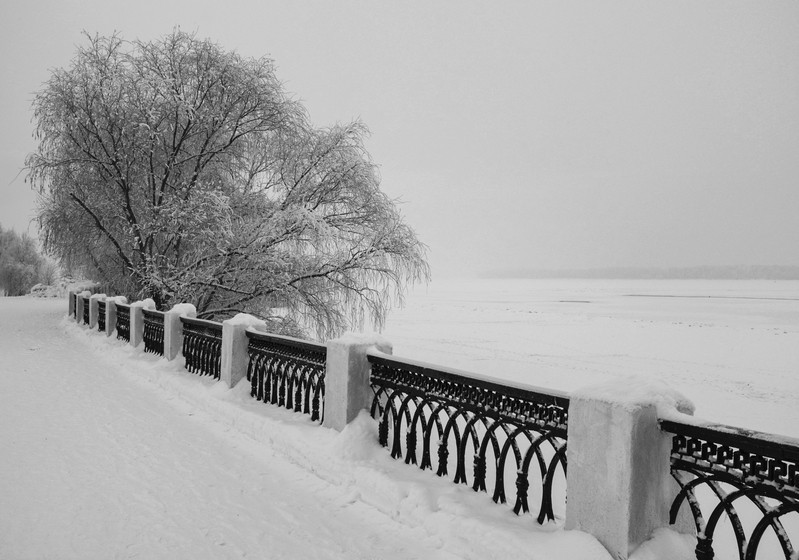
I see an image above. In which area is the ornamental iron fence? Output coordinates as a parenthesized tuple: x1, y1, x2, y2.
(142, 309, 165, 356)
(97, 301, 106, 332)
(661, 419, 799, 560)
(70, 293, 77, 319)
(246, 331, 327, 422)
(180, 317, 222, 379)
(368, 352, 569, 524)
(115, 303, 131, 342)
(82, 296, 90, 324)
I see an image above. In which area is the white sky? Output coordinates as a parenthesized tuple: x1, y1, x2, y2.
(1, 1, 798, 278)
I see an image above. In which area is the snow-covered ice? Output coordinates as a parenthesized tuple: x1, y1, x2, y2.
(379, 278, 799, 438)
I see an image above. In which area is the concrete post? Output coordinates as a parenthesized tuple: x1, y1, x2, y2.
(164, 304, 197, 361)
(89, 294, 106, 329)
(129, 299, 156, 349)
(220, 314, 266, 388)
(564, 378, 695, 559)
(106, 299, 116, 337)
(322, 333, 393, 432)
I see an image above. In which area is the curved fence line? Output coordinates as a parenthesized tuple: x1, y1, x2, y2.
(180, 317, 222, 379)
(661, 419, 799, 560)
(246, 331, 326, 422)
(368, 352, 569, 524)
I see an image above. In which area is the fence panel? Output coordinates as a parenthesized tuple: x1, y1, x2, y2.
(115, 304, 131, 342)
(82, 296, 90, 324)
(246, 331, 327, 422)
(661, 419, 799, 560)
(97, 301, 106, 332)
(142, 309, 165, 356)
(369, 353, 570, 524)
(180, 317, 222, 379)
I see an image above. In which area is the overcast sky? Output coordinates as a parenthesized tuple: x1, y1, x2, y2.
(1, 1, 797, 278)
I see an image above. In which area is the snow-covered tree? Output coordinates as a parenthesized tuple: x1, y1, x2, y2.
(26, 30, 427, 337)
(0, 225, 49, 296)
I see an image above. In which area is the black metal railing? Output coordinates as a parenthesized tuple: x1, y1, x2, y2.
(97, 300, 106, 332)
(142, 309, 165, 356)
(246, 331, 327, 422)
(368, 353, 570, 524)
(82, 296, 90, 324)
(116, 303, 131, 342)
(661, 419, 799, 560)
(181, 317, 222, 379)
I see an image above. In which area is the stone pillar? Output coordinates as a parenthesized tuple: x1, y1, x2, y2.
(88, 294, 106, 329)
(322, 333, 393, 432)
(129, 299, 156, 349)
(565, 378, 695, 559)
(164, 304, 197, 361)
(221, 314, 266, 388)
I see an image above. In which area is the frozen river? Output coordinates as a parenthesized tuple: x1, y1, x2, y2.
(378, 278, 799, 438)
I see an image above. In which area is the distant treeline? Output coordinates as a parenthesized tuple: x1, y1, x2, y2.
(488, 265, 799, 280)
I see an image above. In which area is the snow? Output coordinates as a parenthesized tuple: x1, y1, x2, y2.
(4, 277, 795, 558)
(0, 297, 612, 559)
(130, 297, 156, 309)
(224, 312, 265, 329)
(169, 302, 197, 317)
(571, 375, 695, 416)
(106, 295, 128, 304)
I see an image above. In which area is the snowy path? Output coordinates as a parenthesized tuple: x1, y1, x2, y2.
(0, 298, 621, 560)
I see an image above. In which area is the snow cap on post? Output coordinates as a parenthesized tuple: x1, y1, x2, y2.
(323, 332, 393, 432)
(221, 313, 267, 388)
(565, 376, 694, 559)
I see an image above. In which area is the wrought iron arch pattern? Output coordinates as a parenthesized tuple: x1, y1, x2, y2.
(661, 419, 799, 560)
(368, 353, 569, 525)
(180, 317, 222, 379)
(246, 331, 326, 422)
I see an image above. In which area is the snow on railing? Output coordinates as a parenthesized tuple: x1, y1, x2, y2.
(115, 303, 131, 342)
(368, 352, 569, 525)
(142, 309, 165, 356)
(661, 418, 799, 560)
(180, 316, 222, 379)
(246, 330, 327, 422)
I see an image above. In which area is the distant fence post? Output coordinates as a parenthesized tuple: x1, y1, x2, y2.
(221, 314, 266, 388)
(323, 333, 393, 431)
(129, 299, 156, 348)
(564, 379, 695, 559)
(164, 304, 197, 361)
(88, 293, 106, 329)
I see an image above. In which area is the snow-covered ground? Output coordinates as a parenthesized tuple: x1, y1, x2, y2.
(379, 278, 799, 439)
(0, 297, 638, 560)
(5, 277, 793, 559)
